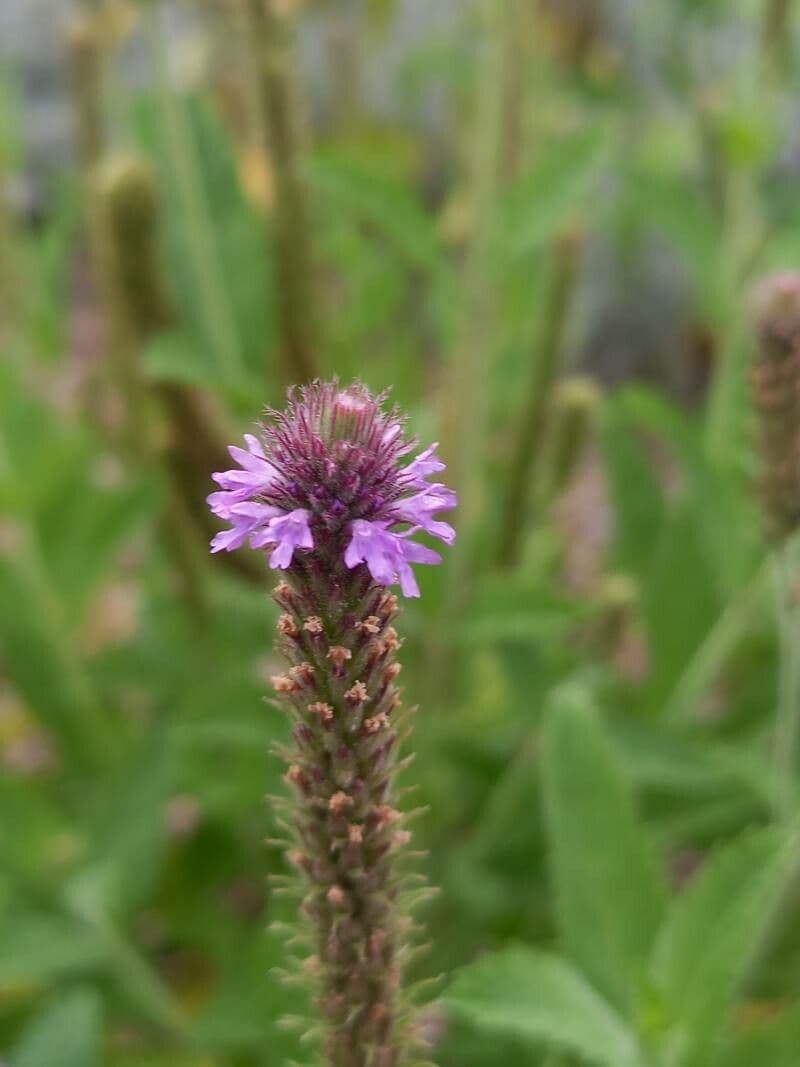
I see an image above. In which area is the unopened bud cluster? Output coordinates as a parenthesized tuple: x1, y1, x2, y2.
(750, 272, 800, 541)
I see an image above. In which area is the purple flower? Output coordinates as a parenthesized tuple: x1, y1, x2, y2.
(392, 484, 457, 545)
(211, 434, 279, 503)
(344, 520, 441, 598)
(207, 382, 456, 596)
(252, 508, 314, 569)
(401, 442, 446, 486)
(210, 502, 280, 553)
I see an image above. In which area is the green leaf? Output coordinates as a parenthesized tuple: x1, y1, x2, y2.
(0, 912, 104, 986)
(642, 498, 721, 706)
(500, 127, 609, 256)
(714, 1006, 800, 1067)
(601, 400, 665, 580)
(12, 988, 102, 1067)
(68, 728, 177, 916)
(651, 828, 790, 1066)
(134, 94, 267, 392)
(446, 947, 643, 1067)
(542, 685, 665, 1014)
(308, 151, 444, 272)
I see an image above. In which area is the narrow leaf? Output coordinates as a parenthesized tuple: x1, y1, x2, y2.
(651, 827, 790, 1066)
(542, 684, 665, 1014)
(12, 988, 102, 1067)
(446, 947, 643, 1067)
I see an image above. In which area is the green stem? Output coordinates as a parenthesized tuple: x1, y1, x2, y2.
(761, 0, 794, 84)
(704, 170, 763, 470)
(67, 14, 104, 178)
(438, 0, 508, 598)
(246, 0, 321, 386)
(68, 896, 188, 1042)
(772, 538, 800, 819)
(144, 3, 245, 382)
(665, 559, 770, 723)
(496, 227, 581, 567)
(423, 0, 509, 703)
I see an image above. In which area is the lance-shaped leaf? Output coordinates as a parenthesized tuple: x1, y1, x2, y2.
(446, 947, 643, 1067)
(651, 826, 793, 1067)
(11, 988, 102, 1067)
(542, 684, 665, 1014)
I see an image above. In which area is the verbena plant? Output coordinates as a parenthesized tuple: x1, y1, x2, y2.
(2, 2, 800, 1066)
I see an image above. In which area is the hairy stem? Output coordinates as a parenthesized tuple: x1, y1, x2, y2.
(773, 537, 800, 819)
(144, 2, 245, 382)
(247, 0, 321, 386)
(761, 0, 795, 84)
(93, 156, 209, 619)
(496, 227, 582, 567)
(272, 564, 418, 1066)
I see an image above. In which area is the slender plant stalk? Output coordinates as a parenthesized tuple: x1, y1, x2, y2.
(93, 156, 208, 619)
(665, 559, 770, 723)
(496, 227, 582, 567)
(761, 0, 795, 83)
(704, 172, 764, 470)
(438, 0, 508, 603)
(498, 0, 528, 185)
(207, 383, 456, 1064)
(749, 273, 800, 813)
(772, 537, 800, 819)
(327, 4, 361, 134)
(741, 274, 800, 991)
(67, 15, 104, 177)
(533, 375, 600, 512)
(144, 2, 245, 383)
(246, 0, 320, 386)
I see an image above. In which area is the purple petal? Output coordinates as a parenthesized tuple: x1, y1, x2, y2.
(345, 519, 442, 597)
(269, 540, 295, 569)
(393, 483, 457, 545)
(399, 537, 442, 566)
(243, 433, 266, 457)
(260, 509, 314, 568)
(403, 442, 446, 484)
(397, 561, 420, 598)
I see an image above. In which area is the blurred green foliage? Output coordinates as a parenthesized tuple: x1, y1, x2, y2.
(3, 0, 800, 1065)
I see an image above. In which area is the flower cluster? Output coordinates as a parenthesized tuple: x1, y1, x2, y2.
(207, 382, 454, 1065)
(207, 381, 456, 595)
(750, 272, 800, 540)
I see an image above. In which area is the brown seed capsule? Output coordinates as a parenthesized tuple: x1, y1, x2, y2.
(382, 662, 402, 685)
(375, 804, 400, 827)
(381, 627, 402, 653)
(277, 613, 299, 637)
(272, 673, 298, 694)
(308, 701, 335, 726)
(327, 885, 348, 910)
(345, 680, 369, 705)
(329, 790, 353, 814)
(369, 929, 387, 959)
(363, 713, 389, 736)
(290, 662, 315, 685)
(378, 592, 398, 616)
(286, 764, 306, 790)
(327, 645, 352, 668)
